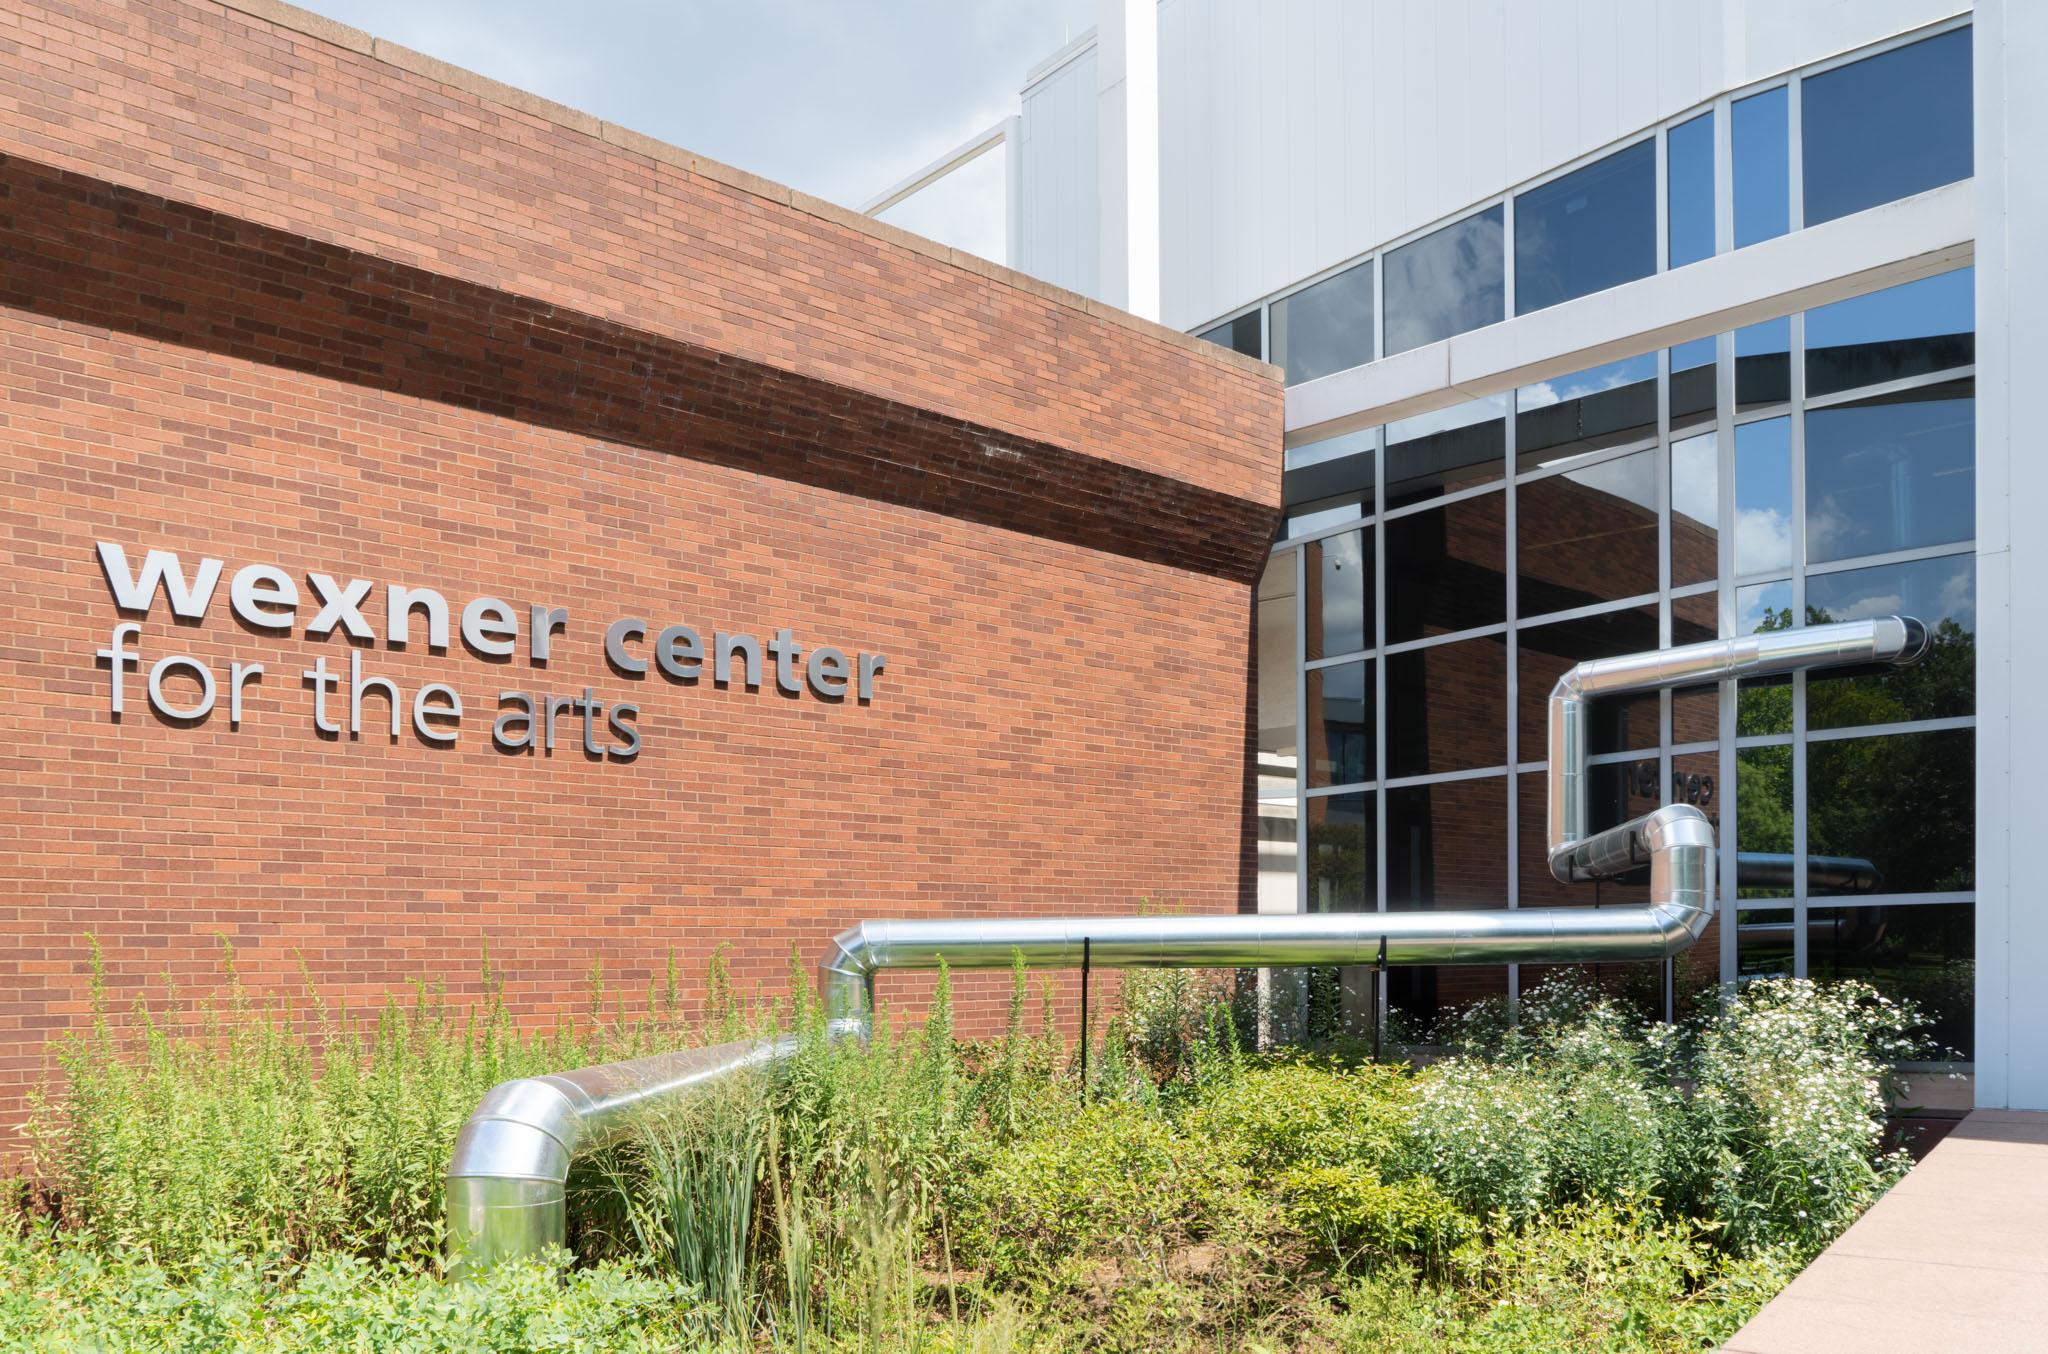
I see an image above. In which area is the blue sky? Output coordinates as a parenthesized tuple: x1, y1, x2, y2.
(299, 0, 1093, 259)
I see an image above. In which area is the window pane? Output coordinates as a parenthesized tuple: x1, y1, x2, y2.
(1671, 431, 1719, 588)
(1672, 593, 1721, 745)
(1734, 580, 1793, 736)
(1257, 798, 1298, 914)
(1385, 395, 1507, 508)
(1257, 557, 1299, 794)
(1808, 904, 1973, 1057)
(1516, 353, 1657, 472)
(1384, 491, 1506, 643)
(1273, 260, 1374, 386)
(1287, 427, 1374, 472)
(1309, 660, 1374, 788)
(1307, 791, 1376, 912)
(1806, 268, 1975, 399)
(1734, 416, 1793, 575)
(1671, 336, 1717, 434)
(1284, 437, 1375, 526)
(1735, 317, 1791, 411)
(1518, 449, 1659, 616)
(1384, 206, 1505, 354)
(1305, 528, 1372, 659)
(1389, 967, 1509, 1044)
(1672, 748, 1727, 1012)
(1518, 765, 1647, 908)
(1808, 554, 1975, 728)
(1385, 635, 1508, 778)
(1736, 907, 1795, 980)
(1672, 748, 1722, 825)
(1803, 30, 1973, 228)
(1733, 86, 1789, 247)
(1809, 727, 1974, 893)
(1287, 498, 1365, 539)
(1387, 777, 1507, 909)
(1515, 140, 1657, 314)
(1736, 744, 1793, 898)
(1517, 606, 1661, 758)
(1668, 111, 1716, 267)
(1198, 310, 1263, 360)
(1735, 579, 1792, 638)
(1806, 389, 1974, 563)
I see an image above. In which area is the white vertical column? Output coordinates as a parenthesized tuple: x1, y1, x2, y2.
(1096, 0, 1160, 320)
(1973, 0, 2048, 1110)
(1002, 115, 1024, 271)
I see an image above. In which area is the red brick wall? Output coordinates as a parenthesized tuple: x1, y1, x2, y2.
(0, 0, 1282, 1138)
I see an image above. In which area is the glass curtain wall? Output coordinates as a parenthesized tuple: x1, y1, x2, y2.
(1197, 25, 1973, 385)
(1261, 268, 1976, 1053)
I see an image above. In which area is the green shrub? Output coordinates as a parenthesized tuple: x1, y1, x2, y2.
(1684, 977, 1921, 1256)
(954, 1101, 1248, 1286)
(1315, 1202, 1792, 1353)
(1401, 1061, 1559, 1224)
(0, 1230, 698, 1353)
(1181, 1059, 1413, 1173)
(1277, 1164, 1475, 1263)
(21, 943, 700, 1270)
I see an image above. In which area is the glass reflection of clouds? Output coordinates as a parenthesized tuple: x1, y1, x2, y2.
(1514, 139, 1656, 314)
(1736, 579, 1792, 636)
(1556, 446, 1656, 511)
(1734, 416, 1793, 575)
(1810, 555, 1974, 631)
(1384, 207, 1505, 356)
(1671, 431, 1718, 528)
(1516, 352, 1657, 416)
(1806, 394, 1974, 563)
(1733, 85, 1789, 247)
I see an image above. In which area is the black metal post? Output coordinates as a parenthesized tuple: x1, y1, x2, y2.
(1372, 936, 1388, 1062)
(1078, 937, 1092, 1103)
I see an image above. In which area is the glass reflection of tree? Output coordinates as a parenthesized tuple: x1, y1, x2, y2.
(1307, 816, 1371, 912)
(1736, 605, 1974, 895)
(1305, 814, 1373, 1042)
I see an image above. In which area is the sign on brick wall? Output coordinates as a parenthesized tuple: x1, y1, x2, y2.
(93, 541, 888, 760)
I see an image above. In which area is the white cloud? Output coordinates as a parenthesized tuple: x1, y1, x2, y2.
(1386, 393, 1509, 443)
(1937, 561, 1976, 627)
(296, 0, 1092, 211)
(1671, 432, 1717, 526)
(1734, 507, 1793, 577)
(1563, 451, 1656, 511)
(1830, 591, 1906, 622)
(1807, 495, 1855, 562)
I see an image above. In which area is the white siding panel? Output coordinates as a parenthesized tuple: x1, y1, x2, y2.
(1157, 0, 1969, 330)
(1018, 44, 1101, 300)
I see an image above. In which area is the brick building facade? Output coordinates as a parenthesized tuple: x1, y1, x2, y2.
(0, 0, 1281, 1136)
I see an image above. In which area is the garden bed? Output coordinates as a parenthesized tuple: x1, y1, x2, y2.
(3, 951, 1940, 1352)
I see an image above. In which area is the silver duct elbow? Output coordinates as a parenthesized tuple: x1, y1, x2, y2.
(822, 922, 880, 1033)
(445, 1037, 795, 1278)
(444, 614, 1926, 1276)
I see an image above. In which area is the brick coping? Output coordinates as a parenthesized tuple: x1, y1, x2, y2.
(205, 0, 1279, 385)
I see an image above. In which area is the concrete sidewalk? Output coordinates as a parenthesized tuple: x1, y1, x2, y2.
(1723, 1109, 2048, 1352)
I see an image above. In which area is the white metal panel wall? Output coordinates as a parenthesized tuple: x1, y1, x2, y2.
(1157, 0, 1971, 331)
(1018, 44, 1102, 300)
(1972, 0, 2046, 1110)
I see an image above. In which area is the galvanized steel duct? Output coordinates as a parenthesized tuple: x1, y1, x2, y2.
(445, 615, 1926, 1275)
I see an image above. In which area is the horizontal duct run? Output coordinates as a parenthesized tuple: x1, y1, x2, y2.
(445, 615, 1928, 1275)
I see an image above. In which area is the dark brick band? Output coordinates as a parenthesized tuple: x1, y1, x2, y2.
(0, 153, 1275, 582)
